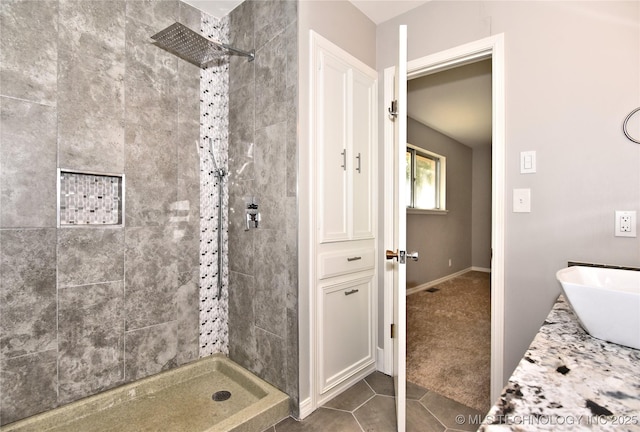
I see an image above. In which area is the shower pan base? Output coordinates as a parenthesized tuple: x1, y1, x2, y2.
(1, 355, 289, 432)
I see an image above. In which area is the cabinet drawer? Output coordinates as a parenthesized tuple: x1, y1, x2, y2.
(318, 248, 374, 280)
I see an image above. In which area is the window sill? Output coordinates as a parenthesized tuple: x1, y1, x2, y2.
(407, 208, 449, 215)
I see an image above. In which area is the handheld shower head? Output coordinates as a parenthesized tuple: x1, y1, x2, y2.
(208, 139, 226, 179)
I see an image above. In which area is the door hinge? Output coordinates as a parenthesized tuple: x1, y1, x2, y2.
(390, 323, 395, 339)
(388, 99, 398, 119)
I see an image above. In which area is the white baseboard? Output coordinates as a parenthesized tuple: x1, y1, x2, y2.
(298, 397, 313, 420)
(406, 267, 471, 296)
(471, 266, 491, 273)
(376, 347, 385, 372)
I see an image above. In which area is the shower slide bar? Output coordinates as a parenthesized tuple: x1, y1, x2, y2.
(197, 141, 227, 300)
(209, 140, 226, 300)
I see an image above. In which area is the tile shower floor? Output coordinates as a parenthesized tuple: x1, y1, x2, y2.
(266, 372, 485, 432)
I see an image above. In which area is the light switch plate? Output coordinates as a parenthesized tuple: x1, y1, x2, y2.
(520, 151, 536, 174)
(513, 188, 531, 213)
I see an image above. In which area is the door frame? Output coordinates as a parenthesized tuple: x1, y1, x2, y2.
(382, 33, 505, 403)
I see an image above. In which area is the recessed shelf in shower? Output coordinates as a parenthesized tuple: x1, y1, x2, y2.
(57, 169, 125, 227)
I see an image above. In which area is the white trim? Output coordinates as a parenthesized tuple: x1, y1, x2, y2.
(489, 33, 506, 405)
(315, 363, 376, 408)
(471, 266, 491, 273)
(406, 143, 447, 211)
(298, 397, 314, 420)
(306, 30, 318, 415)
(406, 267, 471, 296)
(406, 40, 493, 80)
(383, 33, 506, 405)
(406, 208, 448, 215)
(376, 346, 385, 371)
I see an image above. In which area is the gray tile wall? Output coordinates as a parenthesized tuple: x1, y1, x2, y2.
(227, 0, 299, 417)
(0, 0, 202, 425)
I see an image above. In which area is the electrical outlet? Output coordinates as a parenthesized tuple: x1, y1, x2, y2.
(513, 189, 531, 213)
(615, 211, 636, 237)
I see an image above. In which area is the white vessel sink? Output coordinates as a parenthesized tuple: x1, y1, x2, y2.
(556, 266, 640, 350)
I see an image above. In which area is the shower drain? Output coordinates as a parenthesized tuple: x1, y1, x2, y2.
(212, 390, 232, 402)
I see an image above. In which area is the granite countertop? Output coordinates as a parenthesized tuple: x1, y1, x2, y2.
(479, 295, 640, 431)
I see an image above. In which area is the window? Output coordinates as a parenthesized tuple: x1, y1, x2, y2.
(406, 144, 446, 210)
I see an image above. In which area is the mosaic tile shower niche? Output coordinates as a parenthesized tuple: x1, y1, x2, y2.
(58, 170, 124, 226)
(198, 14, 230, 357)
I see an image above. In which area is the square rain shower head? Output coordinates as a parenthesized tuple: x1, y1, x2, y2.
(151, 22, 254, 68)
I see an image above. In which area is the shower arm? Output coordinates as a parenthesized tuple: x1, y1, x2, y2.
(220, 44, 255, 62)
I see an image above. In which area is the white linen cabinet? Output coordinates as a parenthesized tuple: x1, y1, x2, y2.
(310, 31, 378, 404)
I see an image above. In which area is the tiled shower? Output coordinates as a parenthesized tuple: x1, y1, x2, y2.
(0, 0, 298, 425)
(227, 0, 299, 416)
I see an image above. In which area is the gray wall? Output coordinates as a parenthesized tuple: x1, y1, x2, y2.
(406, 118, 473, 286)
(377, 0, 640, 381)
(472, 145, 492, 269)
(298, 0, 376, 409)
(0, 0, 201, 425)
(227, 0, 300, 416)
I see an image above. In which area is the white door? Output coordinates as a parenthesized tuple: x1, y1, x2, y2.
(384, 34, 505, 429)
(387, 24, 408, 432)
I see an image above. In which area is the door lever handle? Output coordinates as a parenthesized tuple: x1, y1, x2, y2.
(386, 250, 418, 264)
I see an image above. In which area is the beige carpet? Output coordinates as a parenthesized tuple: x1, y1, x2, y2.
(406, 271, 491, 413)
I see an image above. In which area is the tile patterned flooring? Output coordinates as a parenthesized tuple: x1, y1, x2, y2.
(265, 372, 485, 432)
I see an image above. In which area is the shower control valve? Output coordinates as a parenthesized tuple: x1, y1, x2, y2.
(245, 203, 260, 231)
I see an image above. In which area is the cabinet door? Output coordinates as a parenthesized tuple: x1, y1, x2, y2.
(317, 50, 349, 243)
(350, 69, 376, 240)
(314, 35, 377, 245)
(318, 275, 374, 393)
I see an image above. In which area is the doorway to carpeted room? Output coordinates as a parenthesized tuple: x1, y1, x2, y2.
(406, 271, 491, 413)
